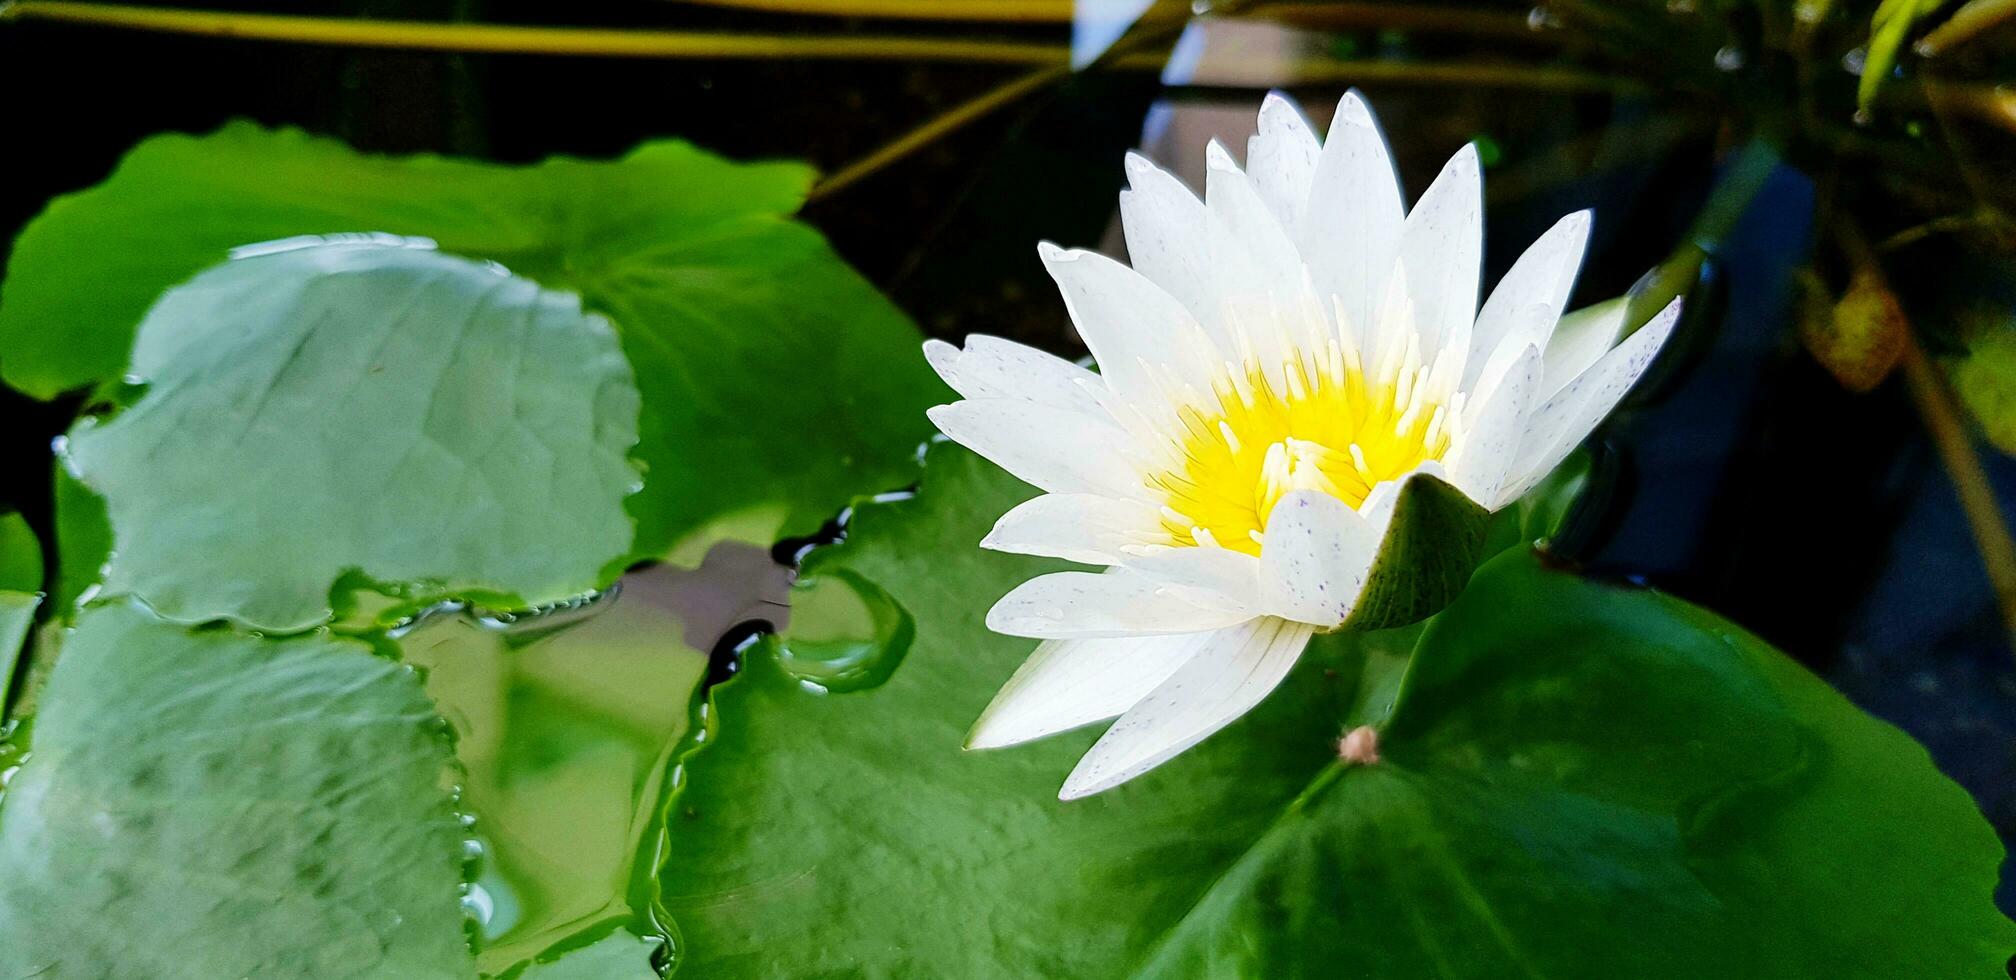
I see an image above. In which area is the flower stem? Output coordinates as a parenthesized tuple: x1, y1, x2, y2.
(668, 0, 1540, 39)
(0, 1, 1068, 62)
(1916, 0, 2016, 56)
(807, 67, 1063, 203)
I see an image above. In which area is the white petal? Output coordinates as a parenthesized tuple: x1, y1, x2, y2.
(1203, 141, 1330, 375)
(923, 338, 975, 394)
(1498, 297, 1682, 505)
(927, 400, 1142, 499)
(1301, 90, 1404, 356)
(923, 335, 1103, 416)
(1119, 153, 1226, 350)
(1465, 211, 1591, 391)
(1038, 243, 1216, 406)
(1121, 545, 1263, 608)
(1382, 143, 1483, 362)
(1246, 91, 1321, 235)
(1257, 490, 1385, 626)
(982, 493, 1167, 564)
(1543, 296, 1629, 399)
(1059, 617, 1315, 799)
(1462, 301, 1552, 406)
(986, 569, 1254, 639)
(1447, 345, 1541, 505)
(966, 631, 1216, 749)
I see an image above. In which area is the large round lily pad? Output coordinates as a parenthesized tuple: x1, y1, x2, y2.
(64, 240, 641, 631)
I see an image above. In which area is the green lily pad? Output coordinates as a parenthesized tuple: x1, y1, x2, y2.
(0, 123, 938, 560)
(50, 465, 110, 613)
(0, 512, 41, 593)
(63, 240, 641, 632)
(0, 590, 39, 709)
(657, 445, 2013, 978)
(516, 929, 662, 980)
(0, 603, 474, 980)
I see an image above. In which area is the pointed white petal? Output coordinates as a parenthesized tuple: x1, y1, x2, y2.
(1121, 544, 1263, 608)
(1302, 90, 1404, 355)
(1059, 617, 1314, 799)
(1498, 297, 1682, 505)
(1257, 490, 1385, 626)
(1038, 242, 1216, 405)
(986, 569, 1254, 639)
(1383, 143, 1483, 361)
(927, 400, 1142, 499)
(1542, 296, 1630, 399)
(982, 493, 1167, 564)
(1205, 140, 1306, 291)
(1462, 302, 1552, 407)
(1204, 140, 1332, 379)
(923, 338, 978, 395)
(923, 335, 1103, 415)
(966, 631, 1216, 749)
(1119, 153, 1223, 345)
(1447, 345, 1541, 504)
(1466, 211, 1592, 391)
(1247, 91, 1321, 235)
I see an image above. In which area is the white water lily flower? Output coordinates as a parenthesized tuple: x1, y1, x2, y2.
(924, 92, 1682, 800)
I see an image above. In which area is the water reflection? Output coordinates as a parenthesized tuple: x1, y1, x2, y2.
(399, 542, 788, 973)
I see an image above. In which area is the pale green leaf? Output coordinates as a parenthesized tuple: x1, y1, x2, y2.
(63, 240, 641, 631)
(0, 603, 475, 980)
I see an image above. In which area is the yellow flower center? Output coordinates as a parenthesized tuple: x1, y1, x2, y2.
(1147, 351, 1454, 557)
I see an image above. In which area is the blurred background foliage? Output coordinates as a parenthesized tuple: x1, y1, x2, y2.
(3, 0, 2016, 912)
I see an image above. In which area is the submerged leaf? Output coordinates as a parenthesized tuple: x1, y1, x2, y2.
(0, 603, 474, 980)
(657, 444, 2013, 978)
(1798, 266, 1906, 392)
(0, 124, 937, 559)
(63, 241, 641, 632)
(1953, 325, 2016, 454)
(516, 930, 662, 980)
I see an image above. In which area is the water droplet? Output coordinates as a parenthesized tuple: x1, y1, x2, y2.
(1713, 45, 1745, 72)
(461, 882, 495, 925)
(1525, 6, 1560, 30)
(773, 570, 912, 693)
(1842, 46, 1867, 76)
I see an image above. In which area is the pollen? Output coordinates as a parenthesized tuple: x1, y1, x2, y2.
(1145, 340, 1459, 557)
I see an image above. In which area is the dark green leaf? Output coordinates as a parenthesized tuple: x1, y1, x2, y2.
(0, 511, 42, 593)
(1338, 473, 1491, 631)
(0, 590, 39, 709)
(63, 241, 641, 631)
(658, 445, 2013, 978)
(0, 603, 474, 980)
(0, 124, 938, 559)
(50, 465, 110, 613)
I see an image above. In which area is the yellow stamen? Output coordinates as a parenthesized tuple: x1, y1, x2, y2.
(1147, 354, 1454, 556)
